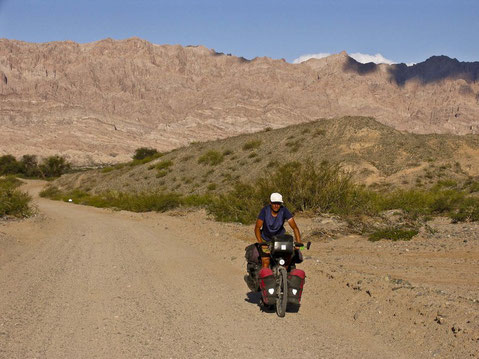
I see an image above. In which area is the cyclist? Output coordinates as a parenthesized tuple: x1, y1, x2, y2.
(254, 192, 302, 268)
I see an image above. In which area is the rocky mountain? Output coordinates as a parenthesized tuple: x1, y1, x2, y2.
(1, 37, 478, 165)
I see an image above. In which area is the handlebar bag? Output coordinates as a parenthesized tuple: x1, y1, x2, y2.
(259, 268, 276, 305)
(287, 269, 306, 305)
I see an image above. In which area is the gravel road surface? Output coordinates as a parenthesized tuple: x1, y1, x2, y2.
(1, 182, 475, 358)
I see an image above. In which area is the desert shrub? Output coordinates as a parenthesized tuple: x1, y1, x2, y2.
(39, 185, 63, 199)
(465, 180, 479, 193)
(368, 227, 418, 242)
(133, 147, 159, 160)
(182, 194, 213, 207)
(450, 197, 479, 222)
(207, 161, 376, 223)
(101, 166, 115, 173)
(114, 163, 127, 170)
(19, 155, 41, 177)
(377, 187, 467, 218)
(156, 170, 168, 178)
(0, 175, 22, 189)
(40, 186, 215, 213)
(156, 160, 173, 170)
(434, 179, 457, 189)
(258, 161, 377, 215)
(242, 140, 262, 151)
(248, 152, 257, 158)
(0, 177, 32, 218)
(285, 139, 302, 153)
(198, 150, 224, 166)
(39, 155, 71, 177)
(0, 155, 20, 175)
(207, 183, 217, 191)
(207, 183, 261, 224)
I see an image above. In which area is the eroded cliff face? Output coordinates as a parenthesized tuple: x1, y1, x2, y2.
(1, 37, 478, 164)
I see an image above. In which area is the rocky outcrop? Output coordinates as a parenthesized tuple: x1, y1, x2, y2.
(0, 38, 478, 164)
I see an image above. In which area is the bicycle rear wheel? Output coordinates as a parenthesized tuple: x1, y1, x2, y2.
(276, 267, 288, 317)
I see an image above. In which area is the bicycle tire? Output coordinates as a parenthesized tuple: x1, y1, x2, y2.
(276, 266, 288, 317)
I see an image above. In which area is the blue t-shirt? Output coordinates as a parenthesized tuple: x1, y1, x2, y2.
(258, 205, 293, 241)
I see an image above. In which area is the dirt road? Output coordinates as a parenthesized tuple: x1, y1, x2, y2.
(0, 181, 478, 358)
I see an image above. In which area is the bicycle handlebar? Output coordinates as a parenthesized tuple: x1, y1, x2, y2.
(258, 241, 311, 249)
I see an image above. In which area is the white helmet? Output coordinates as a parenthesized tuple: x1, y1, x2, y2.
(270, 192, 283, 203)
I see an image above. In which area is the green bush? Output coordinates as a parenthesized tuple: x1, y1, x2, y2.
(133, 147, 159, 160)
(368, 228, 418, 242)
(207, 183, 261, 224)
(39, 155, 71, 177)
(198, 150, 224, 166)
(0, 155, 20, 175)
(19, 155, 41, 177)
(0, 177, 32, 218)
(206, 161, 375, 223)
(242, 140, 262, 151)
(450, 197, 479, 222)
(156, 160, 173, 170)
(0, 175, 23, 190)
(39, 185, 63, 199)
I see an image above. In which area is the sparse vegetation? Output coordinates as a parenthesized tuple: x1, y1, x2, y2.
(39, 117, 479, 230)
(285, 138, 302, 153)
(0, 176, 32, 218)
(313, 129, 326, 137)
(156, 160, 173, 170)
(40, 185, 212, 213)
(198, 150, 224, 166)
(133, 147, 160, 161)
(368, 228, 419, 242)
(0, 154, 71, 178)
(242, 140, 262, 151)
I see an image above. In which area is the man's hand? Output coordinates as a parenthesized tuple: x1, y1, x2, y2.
(288, 217, 302, 243)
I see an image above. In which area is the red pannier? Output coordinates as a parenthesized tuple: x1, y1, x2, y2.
(259, 268, 276, 305)
(287, 269, 306, 305)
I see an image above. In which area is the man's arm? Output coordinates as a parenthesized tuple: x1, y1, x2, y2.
(288, 217, 302, 243)
(254, 219, 264, 243)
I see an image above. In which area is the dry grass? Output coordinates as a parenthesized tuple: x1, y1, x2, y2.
(52, 116, 479, 198)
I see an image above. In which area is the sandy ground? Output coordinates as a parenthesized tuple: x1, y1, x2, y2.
(0, 181, 478, 358)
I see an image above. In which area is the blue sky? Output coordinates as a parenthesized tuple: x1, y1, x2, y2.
(0, 0, 477, 64)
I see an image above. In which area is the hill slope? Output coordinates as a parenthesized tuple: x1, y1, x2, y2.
(54, 117, 479, 194)
(1, 38, 479, 164)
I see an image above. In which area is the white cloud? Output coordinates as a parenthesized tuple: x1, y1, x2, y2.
(293, 52, 397, 65)
(349, 53, 395, 65)
(292, 53, 331, 64)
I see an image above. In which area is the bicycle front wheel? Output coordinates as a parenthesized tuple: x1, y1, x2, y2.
(276, 267, 288, 317)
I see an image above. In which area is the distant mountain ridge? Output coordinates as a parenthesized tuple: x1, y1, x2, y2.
(1, 38, 478, 164)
